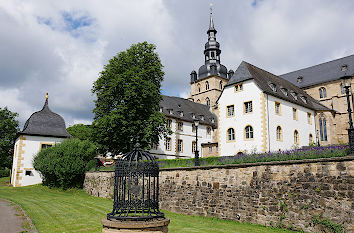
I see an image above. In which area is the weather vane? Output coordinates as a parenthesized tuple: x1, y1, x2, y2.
(210, 2, 213, 14)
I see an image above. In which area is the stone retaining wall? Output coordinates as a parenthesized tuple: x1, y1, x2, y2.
(84, 156, 354, 232)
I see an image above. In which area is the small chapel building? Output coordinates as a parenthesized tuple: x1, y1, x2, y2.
(11, 94, 70, 187)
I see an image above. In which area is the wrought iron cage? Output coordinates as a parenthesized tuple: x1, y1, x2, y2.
(107, 143, 164, 220)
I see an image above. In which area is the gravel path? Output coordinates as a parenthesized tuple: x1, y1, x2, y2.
(0, 198, 37, 233)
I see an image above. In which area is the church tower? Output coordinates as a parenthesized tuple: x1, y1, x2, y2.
(189, 8, 233, 108)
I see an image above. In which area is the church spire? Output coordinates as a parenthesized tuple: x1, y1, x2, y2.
(208, 3, 215, 32)
(191, 4, 228, 81)
(204, 3, 220, 64)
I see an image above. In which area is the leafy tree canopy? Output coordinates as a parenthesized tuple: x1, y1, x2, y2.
(0, 107, 19, 169)
(92, 42, 168, 153)
(67, 124, 93, 141)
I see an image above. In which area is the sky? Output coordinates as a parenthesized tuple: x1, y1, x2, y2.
(1, 0, 354, 128)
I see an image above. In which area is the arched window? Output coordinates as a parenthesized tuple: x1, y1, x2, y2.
(207, 127, 211, 135)
(276, 126, 282, 141)
(340, 83, 345, 95)
(319, 87, 327, 98)
(210, 51, 215, 59)
(245, 125, 254, 139)
(294, 130, 299, 144)
(219, 81, 223, 90)
(236, 151, 244, 156)
(319, 116, 328, 141)
(197, 84, 201, 93)
(196, 99, 201, 103)
(206, 97, 210, 106)
(227, 128, 235, 141)
(309, 134, 313, 145)
(206, 81, 210, 90)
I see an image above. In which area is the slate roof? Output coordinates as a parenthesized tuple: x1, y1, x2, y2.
(280, 54, 354, 88)
(226, 61, 331, 111)
(160, 96, 217, 128)
(20, 98, 70, 138)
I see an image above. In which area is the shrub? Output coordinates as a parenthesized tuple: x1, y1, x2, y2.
(33, 138, 96, 189)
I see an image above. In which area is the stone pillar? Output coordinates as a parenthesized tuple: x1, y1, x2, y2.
(102, 218, 170, 233)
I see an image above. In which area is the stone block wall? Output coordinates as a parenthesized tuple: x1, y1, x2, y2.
(84, 171, 114, 199)
(84, 156, 354, 232)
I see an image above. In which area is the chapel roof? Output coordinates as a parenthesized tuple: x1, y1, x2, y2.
(226, 61, 331, 111)
(20, 94, 70, 138)
(160, 95, 217, 128)
(280, 54, 354, 88)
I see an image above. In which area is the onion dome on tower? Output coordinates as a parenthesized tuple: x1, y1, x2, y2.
(21, 93, 70, 138)
(194, 8, 228, 80)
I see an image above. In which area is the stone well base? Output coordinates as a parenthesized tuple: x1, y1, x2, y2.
(102, 218, 170, 233)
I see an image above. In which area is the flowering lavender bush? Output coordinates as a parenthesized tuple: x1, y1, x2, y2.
(157, 145, 350, 169)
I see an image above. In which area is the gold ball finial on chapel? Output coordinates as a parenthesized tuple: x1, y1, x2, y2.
(46, 92, 48, 99)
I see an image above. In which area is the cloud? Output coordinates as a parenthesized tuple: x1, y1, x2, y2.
(0, 0, 354, 129)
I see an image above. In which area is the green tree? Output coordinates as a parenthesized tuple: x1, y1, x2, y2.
(92, 42, 168, 153)
(0, 107, 19, 170)
(33, 138, 96, 189)
(67, 124, 93, 141)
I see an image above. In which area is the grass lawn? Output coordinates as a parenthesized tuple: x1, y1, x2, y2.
(0, 177, 296, 233)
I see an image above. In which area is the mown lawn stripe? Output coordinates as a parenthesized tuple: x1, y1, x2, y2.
(0, 177, 296, 233)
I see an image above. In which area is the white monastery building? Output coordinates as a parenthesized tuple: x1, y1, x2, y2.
(11, 95, 70, 187)
(153, 10, 333, 158)
(10, 9, 351, 184)
(217, 62, 328, 155)
(150, 96, 217, 159)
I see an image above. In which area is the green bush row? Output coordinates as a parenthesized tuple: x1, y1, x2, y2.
(156, 145, 350, 169)
(94, 145, 349, 171)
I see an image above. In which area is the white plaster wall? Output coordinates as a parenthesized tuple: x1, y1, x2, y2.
(218, 80, 264, 156)
(218, 79, 317, 156)
(267, 94, 316, 151)
(150, 118, 214, 159)
(11, 135, 65, 187)
(10, 138, 20, 186)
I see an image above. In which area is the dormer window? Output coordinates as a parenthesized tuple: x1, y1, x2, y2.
(300, 96, 307, 103)
(168, 109, 173, 114)
(211, 118, 215, 123)
(199, 115, 205, 121)
(191, 113, 196, 119)
(177, 111, 183, 117)
(177, 104, 181, 108)
(280, 87, 288, 96)
(268, 82, 277, 92)
(297, 76, 303, 83)
(341, 64, 348, 71)
(159, 107, 163, 112)
(290, 91, 298, 100)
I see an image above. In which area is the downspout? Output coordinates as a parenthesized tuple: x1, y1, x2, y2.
(266, 94, 270, 152)
(314, 113, 319, 146)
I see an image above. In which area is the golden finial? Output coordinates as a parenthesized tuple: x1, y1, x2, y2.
(46, 92, 48, 99)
